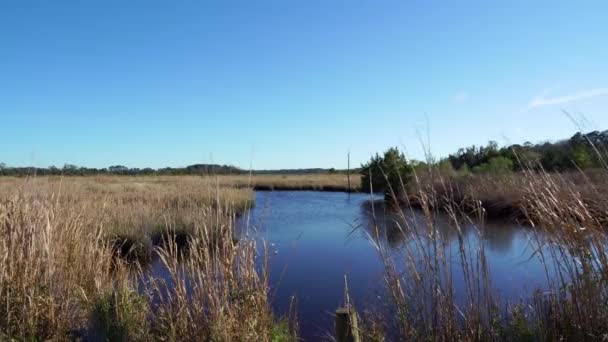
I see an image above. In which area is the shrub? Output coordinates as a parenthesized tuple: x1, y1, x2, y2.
(437, 159, 457, 178)
(90, 287, 149, 341)
(473, 156, 514, 174)
(270, 321, 297, 342)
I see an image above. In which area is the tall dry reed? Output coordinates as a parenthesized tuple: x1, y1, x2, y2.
(0, 191, 119, 339)
(362, 162, 608, 341)
(0, 176, 293, 341)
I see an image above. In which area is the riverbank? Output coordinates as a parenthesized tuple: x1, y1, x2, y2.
(0, 173, 362, 193)
(216, 173, 362, 192)
(401, 168, 608, 225)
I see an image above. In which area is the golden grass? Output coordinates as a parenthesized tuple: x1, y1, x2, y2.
(0, 175, 294, 340)
(0, 175, 254, 210)
(146, 215, 275, 340)
(0, 174, 356, 256)
(407, 168, 608, 224)
(0, 176, 253, 243)
(0, 193, 123, 339)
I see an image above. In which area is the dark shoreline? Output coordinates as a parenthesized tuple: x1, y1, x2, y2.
(251, 185, 360, 193)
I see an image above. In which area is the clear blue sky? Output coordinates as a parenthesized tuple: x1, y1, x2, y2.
(1, 1, 607, 169)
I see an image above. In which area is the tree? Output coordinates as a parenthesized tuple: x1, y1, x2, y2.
(109, 165, 128, 172)
(571, 145, 592, 169)
(516, 150, 542, 169)
(360, 147, 412, 198)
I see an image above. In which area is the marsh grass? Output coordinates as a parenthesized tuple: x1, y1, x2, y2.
(0, 175, 295, 341)
(0, 176, 254, 262)
(145, 219, 272, 340)
(408, 168, 608, 224)
(0, 193, 119, 339)
(362, 158, 608, 340)
(89, 283, 150, 341)
(516, 167, 608, 340)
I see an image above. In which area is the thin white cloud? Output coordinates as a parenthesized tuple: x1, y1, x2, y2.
(529, 87, 608, 108)
(453, 91, 469, 104)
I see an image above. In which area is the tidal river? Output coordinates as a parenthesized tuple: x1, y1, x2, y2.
(238, 191, 549, 341)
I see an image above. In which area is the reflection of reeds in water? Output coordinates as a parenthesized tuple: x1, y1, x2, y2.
(360, 163, 608, 340)
(0, 176, 296, 341)
(358, 199, 525, 253)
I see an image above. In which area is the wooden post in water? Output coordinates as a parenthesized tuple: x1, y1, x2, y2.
(335, 274, 360, 342)
(347, 150, 351, 193)
(335, 307, 360, 342)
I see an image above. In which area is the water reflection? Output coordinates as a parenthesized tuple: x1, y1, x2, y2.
(357, 199, 528, 254)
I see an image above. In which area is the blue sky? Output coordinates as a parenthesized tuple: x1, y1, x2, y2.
(1, 1, 607, 169)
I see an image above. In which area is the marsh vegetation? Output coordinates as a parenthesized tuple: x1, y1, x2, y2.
(355, 164, 608, 341)
(353, 131, 608, 341)
(0, 176, 295, 341)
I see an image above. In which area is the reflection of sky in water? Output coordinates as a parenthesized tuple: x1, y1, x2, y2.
(239, 191, 385, 340)
(144, 192, 557, 341)
(237, 191, 553, 341)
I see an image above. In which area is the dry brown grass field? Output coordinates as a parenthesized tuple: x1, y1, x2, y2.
(0, 175, 296, 340)
(0, 174, 359, 250)
(0, 173, 360, 196)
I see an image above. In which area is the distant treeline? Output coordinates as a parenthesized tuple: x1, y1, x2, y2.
(0, 164, 242, 177)
(361, 130, 608, 196)
(445, 130, 608, 173)
(0, 163, 353, 177)
(5, 130, 605, 178)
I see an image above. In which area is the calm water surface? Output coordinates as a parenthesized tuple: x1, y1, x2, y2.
(146, 191, 551, 340)
(239, 191, 549, 340)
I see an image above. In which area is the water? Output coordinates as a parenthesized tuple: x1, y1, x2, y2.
(240, 191, 387, 340)
(146, 190, 552, 340)
(240, 191, 549, 340)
